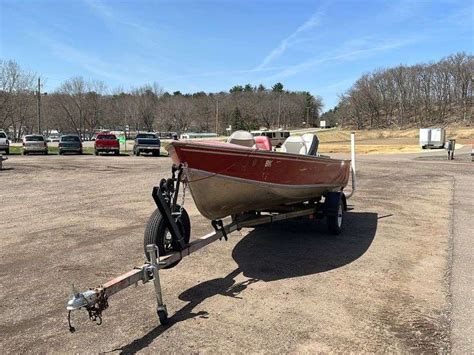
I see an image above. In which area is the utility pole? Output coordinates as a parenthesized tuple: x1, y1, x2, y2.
(37, 77, 42, 135)
(215, 98, 219, 135)
(277, 94, 281, 128)
(306, 106, 310, 127)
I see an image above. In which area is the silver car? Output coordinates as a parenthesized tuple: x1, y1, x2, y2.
(0, 131, 9, 154)
(23, 135, 48, 155)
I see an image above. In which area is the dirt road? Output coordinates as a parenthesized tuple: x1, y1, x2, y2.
(0, 150, 471, 353)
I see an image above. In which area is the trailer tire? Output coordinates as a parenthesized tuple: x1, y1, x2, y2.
(144, 205, 191, 269)
(325, 192, 344, 235)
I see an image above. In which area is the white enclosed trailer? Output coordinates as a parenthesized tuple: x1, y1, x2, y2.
(419, 128, 445, 149)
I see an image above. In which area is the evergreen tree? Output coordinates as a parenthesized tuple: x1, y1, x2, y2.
(229, 85, 244, 93)
(243, 84, 254, 92)
(229, 107, 247, 131)
(272, 82, 284, 92)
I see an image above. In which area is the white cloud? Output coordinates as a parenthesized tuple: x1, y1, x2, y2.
(256, 10, 325, 70)
(261, 36, 420, 82)
(33, 33, 133, 84)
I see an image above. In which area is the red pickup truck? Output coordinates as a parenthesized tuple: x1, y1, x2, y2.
(94, 133, 120, 155)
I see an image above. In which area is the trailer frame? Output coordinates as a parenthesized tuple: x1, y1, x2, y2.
(66, 133, 357, 332)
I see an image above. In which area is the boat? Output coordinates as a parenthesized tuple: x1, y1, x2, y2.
(167, 131, 351, 220)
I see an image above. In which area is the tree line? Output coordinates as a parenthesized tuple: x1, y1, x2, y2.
(0, 59, 322, 140)
(321, 52, 473, 129)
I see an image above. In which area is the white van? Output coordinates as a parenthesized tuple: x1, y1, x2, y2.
(251, 130, 290, 147)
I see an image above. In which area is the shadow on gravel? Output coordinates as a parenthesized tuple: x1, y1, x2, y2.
(232, 211, 378, 281)
(115, 211, 377, 353)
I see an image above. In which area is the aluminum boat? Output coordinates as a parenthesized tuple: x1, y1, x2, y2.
(167, 132, 351, 220)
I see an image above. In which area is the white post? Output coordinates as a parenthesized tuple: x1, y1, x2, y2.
(347, 132, 356, 199)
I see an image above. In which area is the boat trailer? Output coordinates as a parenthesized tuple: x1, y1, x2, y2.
(66, 133, 357, 332)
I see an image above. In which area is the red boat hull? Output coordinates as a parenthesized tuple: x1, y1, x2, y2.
(168, 141, 350, 219)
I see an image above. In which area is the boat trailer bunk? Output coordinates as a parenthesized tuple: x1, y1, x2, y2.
(66, 133, 357, 332)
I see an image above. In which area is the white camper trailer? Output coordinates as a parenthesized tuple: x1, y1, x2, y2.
(419, 128, 445, 149)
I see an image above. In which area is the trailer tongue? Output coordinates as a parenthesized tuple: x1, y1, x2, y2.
(66, 134, 357, 332)
(66, 201, 328, 332)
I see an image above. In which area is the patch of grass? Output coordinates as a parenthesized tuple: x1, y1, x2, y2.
(8, 146, 96, 155)
(312, 126, 473, 144)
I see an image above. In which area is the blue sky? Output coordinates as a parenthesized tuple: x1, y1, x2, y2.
(1, 0, 473, 110)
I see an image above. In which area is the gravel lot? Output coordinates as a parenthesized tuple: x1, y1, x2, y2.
(0, 148, 472, 353)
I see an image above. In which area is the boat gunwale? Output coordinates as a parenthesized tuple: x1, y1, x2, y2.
(168, 141, 350, 164)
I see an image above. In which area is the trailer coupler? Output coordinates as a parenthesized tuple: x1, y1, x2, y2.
(66, 245, 165, 332)
(67, 287, 109, 332)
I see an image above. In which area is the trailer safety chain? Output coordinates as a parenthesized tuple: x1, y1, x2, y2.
(211, 219, 227, 241)
(86, 289, 109, 326)
(67, 289, 109, 333)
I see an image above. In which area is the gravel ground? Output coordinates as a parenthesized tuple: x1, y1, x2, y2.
(0, 148, 472, 353)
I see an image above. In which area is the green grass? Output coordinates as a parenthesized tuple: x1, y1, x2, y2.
(6, 146, 170, 156)
(8, 146, 96, 155)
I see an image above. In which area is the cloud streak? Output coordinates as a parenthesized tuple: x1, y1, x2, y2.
(32, 32, 133, 84)
(84, 0, 170, 62)
(256, 10, 325, 69)
(261, 36, 420, 82)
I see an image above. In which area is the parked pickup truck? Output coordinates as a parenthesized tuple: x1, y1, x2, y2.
(133, 133, 161, 156)
(0, 131, 9, 154)
(94, 133, 119, 155)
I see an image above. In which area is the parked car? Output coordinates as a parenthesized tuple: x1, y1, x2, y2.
(46, 136, 60, 143)
(0, 131, 9, 154)
(157, 131, 177, 139)
(133, 133, 161, 156)
(59, 135, 82, 155)
(23, 135, 48, 155)
(94, 133, 119, 155)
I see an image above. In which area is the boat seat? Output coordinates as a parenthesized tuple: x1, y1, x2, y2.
(254, 136, 272, 150)
(281, 136, 307, 155)
(302, 133, 319, 155)
(227, 130, 256, 148)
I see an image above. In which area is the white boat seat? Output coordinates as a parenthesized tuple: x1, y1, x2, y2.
(281, 136, 307, 155)
(302, 133, 319, 155)
(227, 130, 256, 148)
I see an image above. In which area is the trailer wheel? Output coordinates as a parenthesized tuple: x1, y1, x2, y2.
(144, 205, 191, 268)
(157, 309, 168, 325)
(325, 192, 344, 235)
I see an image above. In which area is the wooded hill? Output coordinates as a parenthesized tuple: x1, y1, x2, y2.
(1, 52, 472, 140)
(321, 52, 473, 129)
